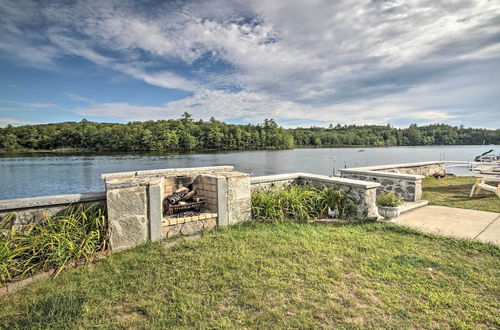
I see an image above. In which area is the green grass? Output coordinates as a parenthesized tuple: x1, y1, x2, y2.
(0, 221, 498, 328)
(423, 176, 500, 213)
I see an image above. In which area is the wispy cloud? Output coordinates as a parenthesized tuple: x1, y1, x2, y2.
(0, 117, 40, 127)
(0, 99, 58, 109)
(1, 0, 499, 127)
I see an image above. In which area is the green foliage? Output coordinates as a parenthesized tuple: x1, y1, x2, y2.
(251, 185, 359, 221)
(0, 204, 108, 284)
(376, 192, 403, 207)
(1, 115, 498, 153)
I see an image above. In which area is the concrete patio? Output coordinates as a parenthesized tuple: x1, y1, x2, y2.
(395, 205, 500, 245)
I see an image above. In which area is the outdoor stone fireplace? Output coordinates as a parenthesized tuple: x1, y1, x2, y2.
(102, 166, 251, 251)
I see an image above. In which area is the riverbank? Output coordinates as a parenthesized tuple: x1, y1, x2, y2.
(0, 143, 496, 155)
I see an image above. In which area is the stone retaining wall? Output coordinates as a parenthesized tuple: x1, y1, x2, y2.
(0, 192, 106, 227)
(339, 161, 444, 202)
(361, 161, 445, 176)
(251, 173, 380, 219)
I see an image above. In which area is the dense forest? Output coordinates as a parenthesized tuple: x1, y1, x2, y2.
(1, 113, 499, 153)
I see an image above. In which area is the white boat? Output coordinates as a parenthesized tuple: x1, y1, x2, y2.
(474, 149, 499, 162)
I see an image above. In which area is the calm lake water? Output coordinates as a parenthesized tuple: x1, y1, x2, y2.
(0, 145, 496, 200)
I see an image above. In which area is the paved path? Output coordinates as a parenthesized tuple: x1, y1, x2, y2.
(395, 205, 500, 245)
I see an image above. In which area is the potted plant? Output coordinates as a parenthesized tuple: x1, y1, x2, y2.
(376, 192, 403, 222)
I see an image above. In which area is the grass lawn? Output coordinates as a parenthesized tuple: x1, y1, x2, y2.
(423, 176, 500, 213)
(0, 222, 499, 328)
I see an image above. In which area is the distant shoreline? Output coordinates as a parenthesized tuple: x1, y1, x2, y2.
(0, 144, 496, 156)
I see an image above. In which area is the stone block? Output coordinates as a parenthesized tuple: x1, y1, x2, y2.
(227, 176, 251, 202)
(166, 224, 182, 238)
(181, 221, 204, 236)
(109, 215, 148, 251)
(203, 218, 217, 231)
(217, 177, 228, 226)
(107, 186, 148, 251)
(148, 183, 162, 242)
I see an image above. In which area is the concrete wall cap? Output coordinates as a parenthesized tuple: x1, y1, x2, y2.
(0, 191, 106, 212)
(101, 166, 234, 180)
(297, 173, 381, 188)
(344, 161, 444, 172)
(250, 172, 380, 189)
(250, 173, 301, 184)
(339, 169, 424, 180)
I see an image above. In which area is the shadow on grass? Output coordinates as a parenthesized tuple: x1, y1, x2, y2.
(13, 291, 85, 329)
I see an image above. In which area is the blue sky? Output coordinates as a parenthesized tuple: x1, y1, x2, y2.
(0, 0, 499, 128)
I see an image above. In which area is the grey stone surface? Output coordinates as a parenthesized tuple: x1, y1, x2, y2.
(217, 176, 228, 226)
(102, 166, 234, 180)
(0, 198, 106, 227)
(203, 218, 217, 231)
(344, 161, 445, 174)
(227, 175, 252, 225)
(0, 191, 106, 212)
(165, 224, 182, 238)
(109, 215, 148, 250)
(148, 183, 163, 242)
(340, 172, 423, 202)
(107, 186, 148, 251)
(180, 221, 204, 236)
(339, 161, 445, 202)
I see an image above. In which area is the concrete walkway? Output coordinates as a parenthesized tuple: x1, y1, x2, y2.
(395, 205, 500, 245)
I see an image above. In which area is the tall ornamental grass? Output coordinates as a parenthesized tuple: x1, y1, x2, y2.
(252, 185, 358, 221)
(0, 204, 108, 284)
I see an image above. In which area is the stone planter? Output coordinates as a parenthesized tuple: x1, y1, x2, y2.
(377, 206, 400, 220)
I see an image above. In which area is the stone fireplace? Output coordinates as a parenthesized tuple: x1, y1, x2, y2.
(102, 166, 251, 251)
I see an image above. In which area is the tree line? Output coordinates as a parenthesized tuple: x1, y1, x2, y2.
(1, 113, 499, 153)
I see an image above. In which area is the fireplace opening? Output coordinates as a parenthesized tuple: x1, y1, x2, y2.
(163, 185, 206, 216)
(161, 174, 219, 230)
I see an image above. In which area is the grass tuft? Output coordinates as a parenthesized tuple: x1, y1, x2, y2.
(251, 185, 359, 221)
(0, 204, 108, 285)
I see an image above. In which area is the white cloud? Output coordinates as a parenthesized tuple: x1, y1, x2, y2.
(0, 118, 40, 127)
(1, 0, 499, 127)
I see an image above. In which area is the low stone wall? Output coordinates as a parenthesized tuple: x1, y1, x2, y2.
(0, 192, 106, 227)
(162, 212, 217, 238)
(360, 161, 445, 176)
(251, 173, 301, 193)
(339, 161, 444, 202)
(251, 173, 380, 219)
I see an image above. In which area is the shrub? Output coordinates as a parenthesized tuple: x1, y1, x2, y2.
(0, 204, 108, 284)
(376, 192, 403, 207)
(251, 185, 358, 221)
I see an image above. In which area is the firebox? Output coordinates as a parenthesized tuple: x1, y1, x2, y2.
(160, 174, 220, 236)
(102, 166, 251, 251)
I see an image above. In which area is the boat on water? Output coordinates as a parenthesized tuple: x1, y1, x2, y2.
(474, 149, 499, 162)
(471, 149, 500, 175)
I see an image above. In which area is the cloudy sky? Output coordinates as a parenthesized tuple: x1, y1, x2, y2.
(0, 0, 499, 128)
